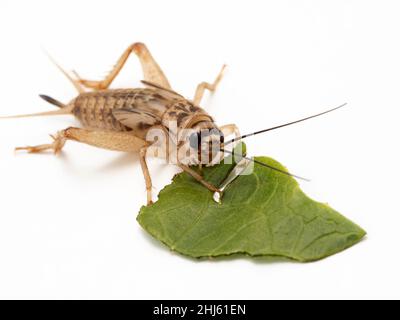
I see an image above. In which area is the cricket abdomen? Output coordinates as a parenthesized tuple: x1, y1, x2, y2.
(69, 88, 176, 132)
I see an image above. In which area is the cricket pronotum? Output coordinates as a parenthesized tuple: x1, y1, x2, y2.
(0, 42, 345, 205)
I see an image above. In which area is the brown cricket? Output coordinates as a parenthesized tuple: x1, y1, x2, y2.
(1, 42, 344, 205)
(2, 43, 243, 204)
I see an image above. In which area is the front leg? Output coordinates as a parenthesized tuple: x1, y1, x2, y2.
(178, 163, 222, 196)
(219, 123, 241, 141)
(139, 146, 154, 205)
(193, 65, 226, 106)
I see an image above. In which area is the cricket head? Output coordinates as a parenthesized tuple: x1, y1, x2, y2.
(177, 122, 224, 167)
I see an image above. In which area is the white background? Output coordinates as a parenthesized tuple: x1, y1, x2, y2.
(0, 0, 398, 300)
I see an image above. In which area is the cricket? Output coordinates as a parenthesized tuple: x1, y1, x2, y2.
(0, 42, 345, 205)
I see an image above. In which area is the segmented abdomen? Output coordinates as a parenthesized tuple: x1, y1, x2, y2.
(70, 88, 172, 132)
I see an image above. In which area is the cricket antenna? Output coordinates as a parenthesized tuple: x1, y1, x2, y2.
(220, 149, 310, 181)
(224, 103, 347, 146)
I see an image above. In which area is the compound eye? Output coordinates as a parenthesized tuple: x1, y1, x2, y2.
(220, 134, 225, 144)
(189, 132, 201, 149)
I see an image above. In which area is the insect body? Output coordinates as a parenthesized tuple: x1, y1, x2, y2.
(2, 43, 238, 204)
(60, 86, 226, 167)
(1, 42, 344, 205)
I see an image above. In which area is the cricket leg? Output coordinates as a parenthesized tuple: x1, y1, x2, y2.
(15, 131, 67, 154)
(139, 146, 154, 205)
(219, 123, 240, 140)
(178, 163, 222, 196)
(219, 123, 244, 162)
(193, 65, 226, 106)
(74, 42, 171, 90)
(15, 127, 147, 154)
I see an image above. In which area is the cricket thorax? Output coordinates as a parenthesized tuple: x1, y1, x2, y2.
(161, 101, 213, 134)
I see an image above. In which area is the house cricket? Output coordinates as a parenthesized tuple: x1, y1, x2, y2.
(1, 42, 345, 205)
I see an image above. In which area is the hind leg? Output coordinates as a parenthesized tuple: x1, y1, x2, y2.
(15, 127, 147, 154)
(73, 42, 171, 90)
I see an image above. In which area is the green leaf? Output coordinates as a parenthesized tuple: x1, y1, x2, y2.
(137, 148, 365, 262)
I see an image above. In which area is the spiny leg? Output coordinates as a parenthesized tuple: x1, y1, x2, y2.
(74, 42, 171, 90)
(193, 64, 226, 106)
(139, 147, 154, 205)
(178, 163, 221, 196)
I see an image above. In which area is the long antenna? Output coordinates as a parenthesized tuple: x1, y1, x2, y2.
(220, 149, 310, 181)
(224, 103, 347, 146)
